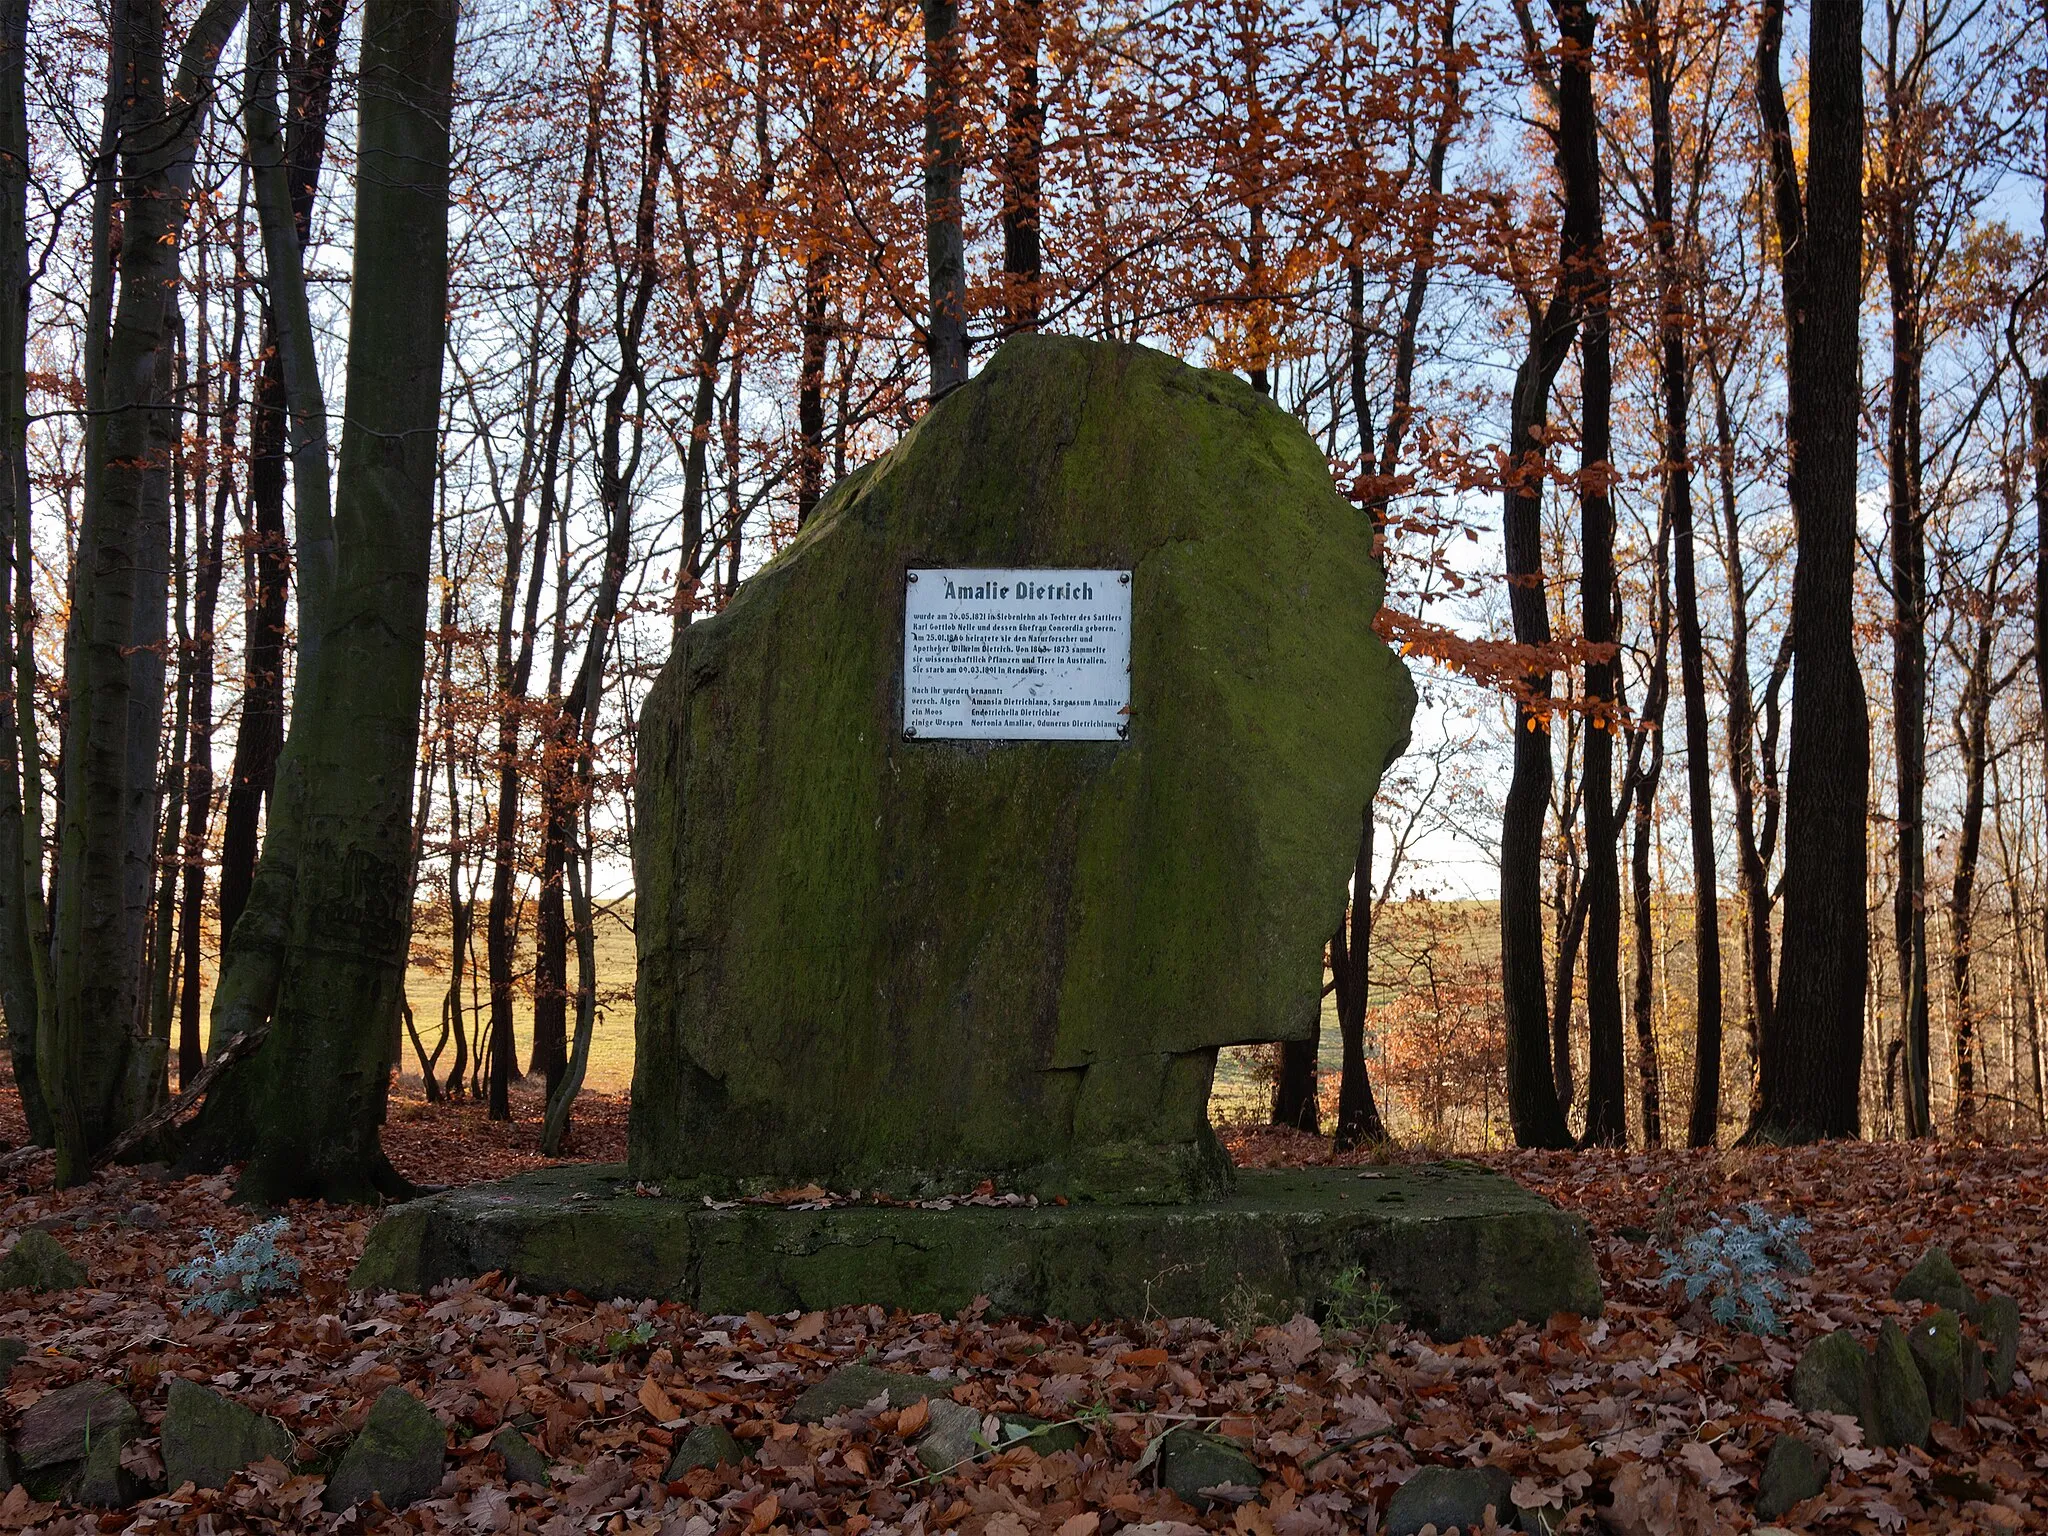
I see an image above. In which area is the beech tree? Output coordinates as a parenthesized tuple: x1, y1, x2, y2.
(1747, 0, 1868, 1143)
(187, 0, 458, 1201)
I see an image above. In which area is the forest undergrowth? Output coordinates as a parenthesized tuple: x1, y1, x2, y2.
(0, 1075, 2042, 1535)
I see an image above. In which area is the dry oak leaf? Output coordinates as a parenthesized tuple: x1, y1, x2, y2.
(638, 1377, 681, 1424)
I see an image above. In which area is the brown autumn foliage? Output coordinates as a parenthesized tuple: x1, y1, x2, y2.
(1, 1069, 2044, 1534)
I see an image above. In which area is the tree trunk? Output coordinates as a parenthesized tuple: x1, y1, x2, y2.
(923, 0, 967, 394)
(1555, 0, 1624, 1148)
(215, 0, 343, 944)
(999, 0, 1043, 333)
(0, 0, 49, 1145)
(186, 0, 456, 1203)
(1330, 817, 1388, 1149)
(1634, 1, 1724, 1148)
(1747, 0, 1868, 1144)
(1501, 3, 1580, 1152)
(493, 0, 615, 1105)
(797, 248, 830, 525)
(1881, 13, 1932, 1138)
(46, 0, 246, 1185)
(1630, 509, 1672, 1148)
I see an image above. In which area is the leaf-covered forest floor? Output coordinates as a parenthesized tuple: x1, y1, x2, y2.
(1, 1073, 2043, 1535)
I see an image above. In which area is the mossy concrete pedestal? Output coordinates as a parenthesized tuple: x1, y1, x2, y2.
(352, 1162, 1599, 1340)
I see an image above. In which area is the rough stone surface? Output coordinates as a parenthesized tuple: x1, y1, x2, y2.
(71, 1431, 137, 1507)
(352, 1162, 1599, 1338)
(162, 1377, 293, 1492)
(1974, 1292, 2020, 1396)
(1907, 1308, 1982, 1424)
(0, 1437, 16, 1492)
(492, 1427, 551, 1487)
(1383, 1464, 1516, 1536)
(1790, 1330, 1877, 1422)
(996, 1413, 1083, 1455)
(788, 1364, 955, 1423)
(0, 1337, 25, 1377)
(16, 1380, 139, 1471)
(1756, 1434, 1828, 1520)
(1154, 1429, 1260, 1512)
(0, 1228, 86, 1292)
(1871, 1320, 1933, 1450)
(631, 334, 1414, 1203)
(323, 1386, 447, 1513)
(663, 1424, 741, 1479)
(1893, 1248, 1973, 1316)
(915, 1400, 988, 1474)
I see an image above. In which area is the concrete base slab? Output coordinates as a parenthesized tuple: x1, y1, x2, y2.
(350, 1162, 1600, 1340)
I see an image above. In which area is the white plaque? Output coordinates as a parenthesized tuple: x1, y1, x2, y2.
(903, 568, 1132, 740)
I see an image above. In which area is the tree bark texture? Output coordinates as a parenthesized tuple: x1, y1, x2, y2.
(0, 0, 50, 1145)
(47, 0, 246, 1184)
(923, 0, 967, 394)
(188, 0, 456, 1202)
(1749, 0, 1869, 1143)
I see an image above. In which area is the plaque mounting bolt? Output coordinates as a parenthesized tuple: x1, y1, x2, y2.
(903, 726, 918, 740)
(906, 570, 919, 583)
(1119, 572, 1131, 585)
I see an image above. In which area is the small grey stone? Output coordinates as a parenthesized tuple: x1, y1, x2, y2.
(492, 1425, 552, 1487)
(17, 1380, 140, 1471)
(323, 1386, 447, 1512)
(1973, 1293, 2020, 1397)
(1755, 1433, 1827, 1520)
(1893, 1249, 1974, 1317)
(1385, 1464, 1516, 1536)
(915, 1398, 987, 1474)
(0, 1337, 26, 1378)
(0, 1228, 86, 1292)
(663, 1423, 741, 1479)
(1870, 1320, 1932, 1450)
(162, 1377, 293, 1491)
(1156, 1428, 1261, 1513)
(1907, 1308, 1982, 1425)
(1790, 1331, 1876, 1422)
(126, 1203, 165, 1230)
(790, 1363, 952, 1424)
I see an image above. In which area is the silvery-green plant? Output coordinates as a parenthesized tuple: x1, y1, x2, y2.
(169, 1217, 302, 1316)
(1655, 1203, 1811, 1335)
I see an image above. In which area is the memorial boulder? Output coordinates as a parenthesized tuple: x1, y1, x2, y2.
(631, 334, 1414, 1201)
(354, 337, 1602, 1333)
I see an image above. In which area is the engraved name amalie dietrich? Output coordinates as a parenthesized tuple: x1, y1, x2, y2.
(939, 575, 1099, 604)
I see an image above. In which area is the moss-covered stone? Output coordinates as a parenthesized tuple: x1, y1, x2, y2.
(352, 1161, 1599, 1339)
(1870, 1320, 1932, 1450)
(1893, 1248, 1973, 1316)
(630, 335, 1413, 1203)
(663, 1423, 741, 1479)
(1973, 1292, 2020, 1397)
(1790, 1330, 1876, 1422)
(1384, 1464, 1515, 1536)
(161, 1377, 293, 1491)
(1154, 1428, 1260, 1511)
(1755, 1434, 1827, 1520)
(323, 1386, 446, 1513)
(1907, 1308, 1982, 1425)
(0, 1228, 86, 1292)
(16, 1379, 140, 1503)
(491, 1426, 551, 1487)
(789, 1364, 955, 1423)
